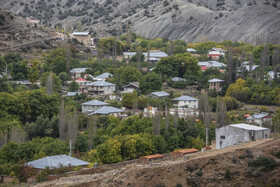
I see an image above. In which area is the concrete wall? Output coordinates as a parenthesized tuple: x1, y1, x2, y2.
(177, 100, 198, 109)
(216, 126, 270, 149)
(82, 105, 104, 113)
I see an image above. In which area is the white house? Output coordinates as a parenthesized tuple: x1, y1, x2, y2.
(86, 81, 116, 95)
(198, 61, 226, 72)
(123, 51, 168, 63)
(216, 123, 270, 149)
(208, 48, 227, 59)
(81, 100, 109, 113)
(246, 113, 272, 127)
(170, 108, 198, 117)
(172, 96, 198, 109)
(88, 106, 124, 116)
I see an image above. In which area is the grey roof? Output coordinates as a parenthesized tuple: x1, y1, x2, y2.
(27, 155, 89, 169)
(123, 52, 137, 56)
(172, 77, 186, 82)
(72, 32, 89, 36)
(67, 92, 81, 97)
(143, 51, 168, 58)
(151, 91, 170, 97)
(229, 123, 269, 131)
(242, 65, 259, 72)
(198, 61, 226, 68)
(95, 73, 112, 79)
(81, 99, 108, 106)
(86, 80, 115, 86)
(208, 78, 224, 83)
(209, 48, 227, 52)
(70, 68, 87, 74)
(173, 95, 198, 101)
(123, 82, 139, 88)
(246, 113, 270, 120)
(89, 106, 124, 115)
(187, 48, 196, 52)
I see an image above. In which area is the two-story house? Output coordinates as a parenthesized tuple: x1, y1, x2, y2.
(86, 81, 116, 95)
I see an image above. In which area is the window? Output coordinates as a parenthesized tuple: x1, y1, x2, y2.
(220, 136, 225, 139)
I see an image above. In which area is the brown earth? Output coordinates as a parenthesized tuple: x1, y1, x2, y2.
(33, 138, 280, 187)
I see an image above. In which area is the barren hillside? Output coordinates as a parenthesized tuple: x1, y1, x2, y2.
(1, 0, 280, 44)
(33, 138, 280, 187)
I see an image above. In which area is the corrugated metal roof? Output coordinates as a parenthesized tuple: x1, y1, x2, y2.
(81, 100, 108, 106)
(173, 96, 198, 101)
(208, 78, 224, 83)
(27, 155, 89, 169)
(67, 92, 81, 97)
(123, 52, 137, 56)
(95, 73, 112, 79)
(143, 51, 168, 58)
(151, 91, 170, 97)
(229, 123, 269, 131)
(89, 106, 124, 115)
(172, 77, 186, 82)
(86, 80, 115, 86)
(187, 48, 196, 52)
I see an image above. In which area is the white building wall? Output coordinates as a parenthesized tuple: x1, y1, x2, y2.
(216, 126, 270, 149)
(82, 105, 104, 113)
(177, 100, 198, 109)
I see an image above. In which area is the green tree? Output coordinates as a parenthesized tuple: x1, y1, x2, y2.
(9, 60, 30, 80)
(69, 81, 79, 92)
(226, 78, 251, 102)
(29, 59, 40, 84)
(114, 66, 142, 86)
(43, 48, 67, 75)
(41, 72, 62, 92)
(139, 72, 162, 94)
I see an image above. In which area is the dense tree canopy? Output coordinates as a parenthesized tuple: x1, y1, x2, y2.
(139, 72, 162, 94)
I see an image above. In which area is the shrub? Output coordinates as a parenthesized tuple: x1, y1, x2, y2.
(247, 156, 277, 172)
(224, 168, 231, 180)
(245, 149, 254, 158)
(232, 157, 238, 163)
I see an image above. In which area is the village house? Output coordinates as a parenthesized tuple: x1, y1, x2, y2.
(150, 91, 170, 98)
(172, 95, 198, 109)
(94, 73, 113, 81)
(71, 32, 91, 46)
(66, 92, 81, 97)
(81, 100, 109, 113)
(187, 48, 197, 53)
(198, 61, 226, 72)
(75, 78, 91, 93)
(123, 50, 168, 63)
(246, 113, 272, 127)
(122, 82, 139, 93)
(70, 68, 88, 80)
(88, 106, 124, 116)
(85, 80, 116, 96)
(207, 48, 227, 59)
(215, 123, 270, 149)
(208, 78, 224, 91)
(169, 108, 198, 117)
(144, 106, 158, 117)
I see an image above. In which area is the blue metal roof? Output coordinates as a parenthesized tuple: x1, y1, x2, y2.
(67, 92, 81, 97)
(172, 77, 186, 82)
(173, 95, 198, 101)
(86, 80, 115, 86)
(27, 155, 89, 169)
(89, 106, 124, 115)
(151, 91, 170, 97)
(81, 100, 108, 106)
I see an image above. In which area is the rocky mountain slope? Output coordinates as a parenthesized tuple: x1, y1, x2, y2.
(33, 138, 280, 187)
(0, 8, 63, 52)
(1, 0, 280, 44)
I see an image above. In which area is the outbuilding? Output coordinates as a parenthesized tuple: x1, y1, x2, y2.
(215, 123, 270, 149)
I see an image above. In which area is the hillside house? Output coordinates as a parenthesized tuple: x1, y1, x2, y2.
(150, 91, 170, 98)
(66, 92, 81, 97)
(187, 48, 197, 53)
(172, 96, 198, 109)
(123, 82, 139, 92)
(246, 113, 272, 126)
(198, 61, 226, 72)
(88, 106, 124, 116)
(72, 32, 91, 46)
(215, 123, 270, 149)
(207, 48, 226, 59)
(144, 106, 158, 117)
(170, 108, 198, 117)
(86, 81, 116, 95)
(143, 50, 168, 63)
(123, 52, 137, 62)
(172, 77, 186, 82)
(70, 68, 88, 80)
(81, 100, 109, 113)
(208, 78, 224, 91)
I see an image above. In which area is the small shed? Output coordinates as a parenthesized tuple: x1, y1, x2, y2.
(139, 154, 163, 163)
(170, 148, 198, 158)
(150, 91, 170, 98)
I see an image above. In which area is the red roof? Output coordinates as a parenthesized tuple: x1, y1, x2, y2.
(75, 78, 86, 82)
(171, 148, 198, 154)
(139, 154, 163, 159)
(201, 66, 208, 70)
